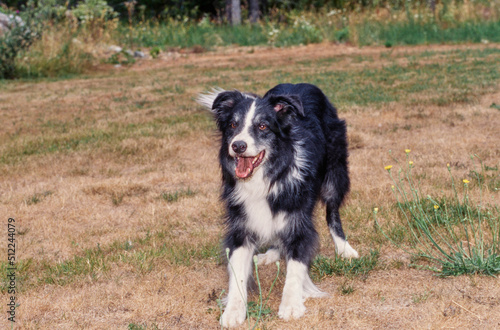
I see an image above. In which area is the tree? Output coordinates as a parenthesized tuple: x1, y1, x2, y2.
(249, 0, 259, 23)
(226, 0, 241, 25)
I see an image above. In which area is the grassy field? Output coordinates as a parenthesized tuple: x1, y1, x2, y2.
(1, 42, 499, 328)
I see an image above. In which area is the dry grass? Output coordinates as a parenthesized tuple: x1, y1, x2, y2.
(1, 42, 499, 329)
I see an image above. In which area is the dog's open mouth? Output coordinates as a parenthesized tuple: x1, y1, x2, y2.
(235, 150, 265, 179)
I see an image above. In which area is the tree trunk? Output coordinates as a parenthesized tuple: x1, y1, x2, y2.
(225, 0, 232, 23)
(249, 0, 259, 23)
(427, 0, 436, 16)
(230, 0, 241, 25)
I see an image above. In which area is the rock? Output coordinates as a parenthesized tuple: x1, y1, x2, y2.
(107, 45, 122, 53)
(133, 50, 145, 58)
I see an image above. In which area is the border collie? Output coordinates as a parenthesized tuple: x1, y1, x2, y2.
(198, 83, 358, 328)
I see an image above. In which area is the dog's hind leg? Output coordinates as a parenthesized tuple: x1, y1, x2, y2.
(322, 119, 359, 259)
(257, 247, 280, 266)
(326, 203, 359, 258)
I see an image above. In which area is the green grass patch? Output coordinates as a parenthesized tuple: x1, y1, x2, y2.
(35, 232, 220, 287)
(161, 188, 196, 202)
(25, 190, 53, 205)
(339, 281, 356, 295)
(311, 250, 380, 280)
(0, 259, 32, 294)
(376, 154, 500, 277)
(117, 21, 269, 49)
(41, 244, 110, 285)
(358, 20, 500, 46)
(128, 323, 160, 330)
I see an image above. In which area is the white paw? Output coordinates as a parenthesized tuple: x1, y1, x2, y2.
(257, 248, 280, 266)
(220, 301, 246, 328)
(278, 298, 306, 320)
(303, 275, 328, 299)
(337, 242, 359, 259)
(330, 229, 359, 259)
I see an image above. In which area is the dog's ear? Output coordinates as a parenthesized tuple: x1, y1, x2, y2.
(197, 87, 226, 111)
(268, 95, 304, 118)
(209, 90, 245, 130)
(212, 90, 245, 115)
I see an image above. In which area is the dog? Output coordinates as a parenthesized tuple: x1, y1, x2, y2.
(198, 83, 358, 328)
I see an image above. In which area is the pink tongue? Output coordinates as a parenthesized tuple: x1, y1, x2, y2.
(236, 157, 254, 179)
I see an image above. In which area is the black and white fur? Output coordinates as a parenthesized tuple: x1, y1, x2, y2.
(198, 83, 358, 328)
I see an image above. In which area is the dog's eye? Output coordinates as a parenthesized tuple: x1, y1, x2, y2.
(258, 123, 267, 131)
(230, 122, 238, 129)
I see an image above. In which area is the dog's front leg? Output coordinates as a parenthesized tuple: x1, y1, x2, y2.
(220, 244, 254, 328)
(278, 259, 308, 320)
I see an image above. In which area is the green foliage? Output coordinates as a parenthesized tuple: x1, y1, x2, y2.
(115, 20, 268, 49)
(106, 50, 136, 65)
(334, 27, 349, 42)
(274, 14, 323, 46)
(71, 0, 118, 23)
(0, 9, 40, 78)
(149, 46, 161, 58)
(15, 38, 95, 78)
(30, 0, 68, 22)
(358, 20, 500, 46)
(376, 154, 500, 277)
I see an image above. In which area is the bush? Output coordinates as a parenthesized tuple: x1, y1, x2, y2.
(0, 10, 40, 79)
(71, 0, 118, 23)
(0, 0, 120, 79)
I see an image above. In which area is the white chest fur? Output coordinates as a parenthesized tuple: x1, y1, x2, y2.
(233, 170, 286, 243)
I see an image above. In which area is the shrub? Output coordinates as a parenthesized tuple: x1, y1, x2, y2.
(0, 9, 40, 79)
(71, 0, 118, 24)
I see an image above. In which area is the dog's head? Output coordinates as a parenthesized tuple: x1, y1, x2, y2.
(198, 89, 304, 180)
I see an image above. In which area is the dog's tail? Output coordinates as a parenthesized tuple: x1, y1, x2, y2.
(196, 87, 226, 111)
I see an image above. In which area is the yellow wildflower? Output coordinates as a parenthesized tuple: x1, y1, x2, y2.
(409, 161, 414, 166)
(434, 205, 439, 210)
(463, 179, 470, 184)
(374, 208, 379, 214)
(384, 165, 392, 171)
(405, 149, 411, 154)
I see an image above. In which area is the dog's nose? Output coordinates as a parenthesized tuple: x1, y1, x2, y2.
(232, 141, 247, 154)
